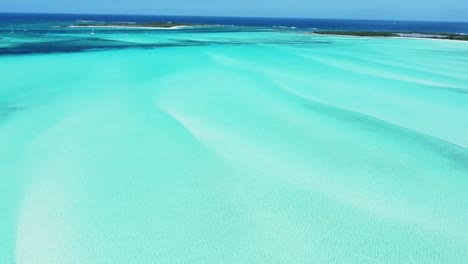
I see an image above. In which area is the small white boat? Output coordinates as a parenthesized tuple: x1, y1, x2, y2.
(90, 28, 95, 35)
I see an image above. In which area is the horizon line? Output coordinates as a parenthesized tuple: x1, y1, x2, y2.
(1, 11, 468, 23)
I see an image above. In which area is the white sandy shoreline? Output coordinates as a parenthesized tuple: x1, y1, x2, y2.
(67, 25, 189, 30)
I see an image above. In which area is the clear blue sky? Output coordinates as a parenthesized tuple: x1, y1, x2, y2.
(2, 0, 468, 21)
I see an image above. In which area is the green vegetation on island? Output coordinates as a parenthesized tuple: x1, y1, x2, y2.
(314, 30, 398, 37)
(313, 30, 468, 41)
(67, 21, 202, 28)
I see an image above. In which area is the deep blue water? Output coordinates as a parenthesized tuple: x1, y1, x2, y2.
(1, 13, 468, 33)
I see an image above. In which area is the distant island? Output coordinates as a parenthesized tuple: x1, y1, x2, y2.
(65, 21, 203, 29)
(313, 30, 468, 41)
(61, 22, 468, 41)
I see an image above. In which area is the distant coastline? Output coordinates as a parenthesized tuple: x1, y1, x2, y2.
(3, 13, 468, 34)
(312, 30, 468, 41)
(63, 21, 202, 29)
(68, 25, 188, 30)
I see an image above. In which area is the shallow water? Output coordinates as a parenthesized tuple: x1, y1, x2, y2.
(1, 21, 468, 264)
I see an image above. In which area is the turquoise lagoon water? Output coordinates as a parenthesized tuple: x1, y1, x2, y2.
(1, 25, 468, 263)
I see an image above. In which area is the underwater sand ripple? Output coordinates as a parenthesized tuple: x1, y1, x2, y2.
(1, 30, 468, 263)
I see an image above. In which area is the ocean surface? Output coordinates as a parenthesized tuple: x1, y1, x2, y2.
(1, 13, 468, 263)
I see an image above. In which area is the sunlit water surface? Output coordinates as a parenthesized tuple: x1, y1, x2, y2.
(1, 20, 468, 264)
